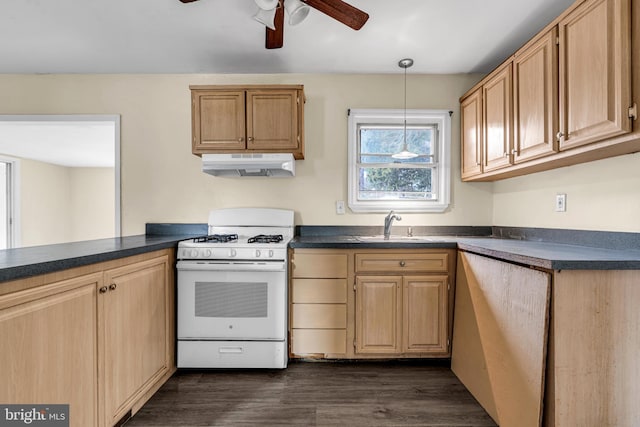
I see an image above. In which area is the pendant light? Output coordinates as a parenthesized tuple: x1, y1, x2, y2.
(392, 58, 419, 160)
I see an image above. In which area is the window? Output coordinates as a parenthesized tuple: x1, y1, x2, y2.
(0, 156, 19, 249)
(348, 109, 451, 212)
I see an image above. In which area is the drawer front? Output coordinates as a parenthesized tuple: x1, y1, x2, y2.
(292, 304, 346, 329)
(291, 329, 347, 355)
(291, 278, 347, 303)
(292, 253, 348, 278)
(355, 253, 449, 273)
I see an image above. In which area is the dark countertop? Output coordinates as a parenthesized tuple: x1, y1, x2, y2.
(290, 235, 640, 270)
(2, 224, 640, 285)
(0, 234, 192, 283)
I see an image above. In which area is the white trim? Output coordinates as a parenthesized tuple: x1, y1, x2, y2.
(0, 155, 20, 248)
(347, 109, 451, 213)
(0, 114, 121, 238)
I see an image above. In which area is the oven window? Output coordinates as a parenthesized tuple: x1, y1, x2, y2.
(195, 282, 268, 318)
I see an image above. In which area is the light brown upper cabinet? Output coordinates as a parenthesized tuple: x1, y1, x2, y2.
(513, 28, 559, 163)
(461, 88, 483, 179)
(483, 63, 513, 172)
(558, 0, 632, 150)
(460, 0, 636, 181)
(190, 85, 305, 160)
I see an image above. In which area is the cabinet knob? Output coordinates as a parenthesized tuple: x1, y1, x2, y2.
(109, 283, 117, 291)
(238, 137, 243, 142)
(247, 137, 253, 142)
(400, 261, 406, 267)
(556, 131, 564, 140)
(99, 286, 108, 294)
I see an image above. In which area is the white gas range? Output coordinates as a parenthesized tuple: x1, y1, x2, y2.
(176, 208, 294, 369)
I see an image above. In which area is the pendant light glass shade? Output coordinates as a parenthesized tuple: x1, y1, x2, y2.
(392, 58, 419, 160)
(284, 0, 310, 25)
(253, 7, 277, 30)
(255, 0, 279, 10)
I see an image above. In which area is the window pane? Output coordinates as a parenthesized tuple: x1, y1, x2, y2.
(360, 127, 433, 162)
(358, 167, 435, 200)
(0, 163, 7, 250)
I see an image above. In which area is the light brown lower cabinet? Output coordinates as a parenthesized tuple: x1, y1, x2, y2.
(355, 275, 449, 355)
(289, 248, 455, 359)
(290, 249, 350, 357)
(452, 251, 640, 427)
(101, 255, 174, 427)
(0, 273, 102, 427)
(0, 249, 175, 427)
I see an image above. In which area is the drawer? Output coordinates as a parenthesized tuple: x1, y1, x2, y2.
(291, 304, 346, 329)
(291, 329, 347, 355)
(292, 252, 348, 278)
(355, 252, 448, 273)
(291, 278, 347, 303)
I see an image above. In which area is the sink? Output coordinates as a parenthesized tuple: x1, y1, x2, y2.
(355, 235, 442, 242)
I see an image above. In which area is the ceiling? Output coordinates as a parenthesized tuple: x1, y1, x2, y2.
(0, 119, 116, 168)
(0, 0, 576, 75)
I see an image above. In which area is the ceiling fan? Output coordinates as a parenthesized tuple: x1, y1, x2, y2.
(178, 0, 369, 49)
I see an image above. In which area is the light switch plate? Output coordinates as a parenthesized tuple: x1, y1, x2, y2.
(555, 194, 567, 212)
(336, 200, 346, 215)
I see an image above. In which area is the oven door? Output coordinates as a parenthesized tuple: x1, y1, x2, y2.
(177, 260, 286, 341)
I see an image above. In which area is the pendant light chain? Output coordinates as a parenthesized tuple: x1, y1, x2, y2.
(392, 58, 417, 159)
(403, 62, 407, 149)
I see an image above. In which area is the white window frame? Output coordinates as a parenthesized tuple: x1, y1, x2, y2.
(347, 109, 451, 213)
(0, 156, 20, 248)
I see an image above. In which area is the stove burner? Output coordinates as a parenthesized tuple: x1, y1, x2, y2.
(248, 234, 284, 244)
(193, 234, 238, 243)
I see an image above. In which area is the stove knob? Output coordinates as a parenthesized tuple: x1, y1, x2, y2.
(255, 249, 261, 258)
(229, 249, 237, 257)
(190, 249, 199, 258)
(204, 249, 212, 258)
(268, 250, 274, 258)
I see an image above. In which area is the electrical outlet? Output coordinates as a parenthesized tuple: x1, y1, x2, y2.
(555, 194, 567, 212)
(336, 200, 346, 215)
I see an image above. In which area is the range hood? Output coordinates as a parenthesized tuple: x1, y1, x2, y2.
(202, 153, 295, 177)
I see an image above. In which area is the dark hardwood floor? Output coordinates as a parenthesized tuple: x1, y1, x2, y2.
(125, 360, 496, 427)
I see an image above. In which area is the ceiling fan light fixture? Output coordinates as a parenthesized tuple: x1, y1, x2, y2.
(253, 7, 278, 30)
(284, 0, 310, 26)
(254, 0, 279, 10)
(392, 58, 419, 160)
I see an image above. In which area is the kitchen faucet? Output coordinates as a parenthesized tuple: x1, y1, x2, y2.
(384, 210, 402, 240)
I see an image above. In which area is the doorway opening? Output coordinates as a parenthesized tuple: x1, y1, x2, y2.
(0, 115, 120, 248)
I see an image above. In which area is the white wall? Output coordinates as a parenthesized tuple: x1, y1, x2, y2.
(20, 158, 71, 246)
(16, 157, 114, 247)
(69, 167, 115, 241)
(0, 73, 492, 235)
(492, 152, 640, 232)
(2, 73, 638, 235)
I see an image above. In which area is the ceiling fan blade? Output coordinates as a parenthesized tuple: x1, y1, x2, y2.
(266, 3, 285, 49)
(303, 0, 369, 30)
(178, 0, 200, 3)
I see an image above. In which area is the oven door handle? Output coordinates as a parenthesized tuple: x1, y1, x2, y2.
(176, 260, 286, 272)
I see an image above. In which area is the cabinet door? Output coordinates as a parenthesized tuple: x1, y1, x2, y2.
(192, 90, 246, 152)
(483, 63, 513, 172)
(355, 275, 402, 354)
(402, 275, 448, 354)
(0, 274, 101, 427)
(451, 252, 550, 427)
(460, 89, 483, 179)
(101, 256, 170, 426)
(558, 0, 631, 150)
(246, 89, 300, 151)
(513, 28, 559, 163)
